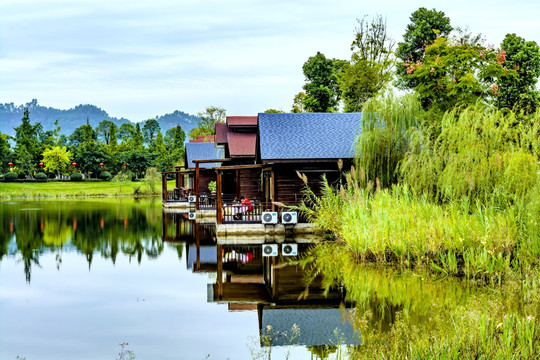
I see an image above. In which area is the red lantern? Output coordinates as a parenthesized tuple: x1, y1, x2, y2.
(39, 162, 44, 167)
(99, 163, 104, 167)
(72, 162, 77, 167)
(8, 162, 13, 167)
(123, 163, 127, 167)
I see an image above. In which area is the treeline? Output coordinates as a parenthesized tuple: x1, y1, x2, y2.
(289, 8, 539, 116)
(0, 109, 187, 179)
(0, 99, 199, 138)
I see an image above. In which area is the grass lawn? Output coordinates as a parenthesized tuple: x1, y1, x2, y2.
(0, 180, 162, 198)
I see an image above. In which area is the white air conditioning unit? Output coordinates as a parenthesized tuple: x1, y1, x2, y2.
(262, 244, 278, 257)
(281, 243, 298, 256)
(188, 212, 196, 220)
(281, 212, 297, 224)
(188, 195, 197, 203)
(262, 212, 278, 224)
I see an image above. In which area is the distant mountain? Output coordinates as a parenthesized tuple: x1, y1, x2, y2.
(0, 99, 199, 137)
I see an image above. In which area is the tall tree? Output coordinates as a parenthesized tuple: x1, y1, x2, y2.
(0, 132, 12, 173)
(118, 123, 135, 145)
(142, 119, 161, 147)
(13, 108, 41, 176)
(395, 7, 453, 89)
(341, 15, 395, 112)
(302, 52, 345, 112)
(495, 33, 540, 114)
(291, 92, 306, 113)
(132, 123, 144, 150)
(96, 120, 118, 146)
(188, 106, 226, 139)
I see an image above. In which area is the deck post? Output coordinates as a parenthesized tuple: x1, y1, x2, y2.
(217, 244, 223, 300)
(162, 210, 168, 240)
(195, 163, 200, 211)
(235, 169, 240, 198)
(271, 168, 275, 211)
(175, 170, 181, 189)
(162, 172, 167, 203)
(217, 170, 223, 224)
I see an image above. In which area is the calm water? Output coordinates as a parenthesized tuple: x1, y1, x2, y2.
(0, 199, 352, 360)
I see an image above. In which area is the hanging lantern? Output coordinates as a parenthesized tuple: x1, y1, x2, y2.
(72, 162, 77, 167)
(8, 162, 13, 167)
(39, 162, 44, 167)
(99, 162, 104, 167)
(123, 163, 127, 167)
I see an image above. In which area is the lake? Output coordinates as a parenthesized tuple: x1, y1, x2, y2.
(0, 199, 356, 360)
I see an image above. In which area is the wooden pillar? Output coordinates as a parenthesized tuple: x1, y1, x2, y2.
(235, 169, 240, 198)
(162, 172, 167, 203)
(195, 163, 200, 211)
(162, 210, 168, 240)
(175, 170, 181, 189)
(271, 168, 275, 211)
(217, 171, 223, 224)
(195, 222, 200, 271)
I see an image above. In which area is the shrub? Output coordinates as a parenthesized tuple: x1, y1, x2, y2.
(70, 172, 83, 181)
(5, 171, 18, 180)
(35, 172, 48, 180)
(208, 181, 217, 192)
(99, 171, 112, 181)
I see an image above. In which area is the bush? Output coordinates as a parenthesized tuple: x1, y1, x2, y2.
(70, 172, 83, 181)
(99, 171, 112, 181)
(5, 171, 18, 180)
(35, 172, 48, 180)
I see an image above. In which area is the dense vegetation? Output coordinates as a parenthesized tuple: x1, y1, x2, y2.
(293, 7, 540, 359)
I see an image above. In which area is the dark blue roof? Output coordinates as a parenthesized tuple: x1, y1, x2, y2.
(258, 113, 362, 161)
(185, 142, 223, 169)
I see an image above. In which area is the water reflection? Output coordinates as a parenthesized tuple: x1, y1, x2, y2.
(0, 199, 164, 283)
(163, 211, 361, 351)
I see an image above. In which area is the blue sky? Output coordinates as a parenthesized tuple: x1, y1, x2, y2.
(1, 0, 539, 121)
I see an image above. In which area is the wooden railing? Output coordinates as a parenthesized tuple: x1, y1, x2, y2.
(220, 201, 274, 223)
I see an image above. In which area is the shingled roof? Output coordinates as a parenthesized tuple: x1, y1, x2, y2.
(258, 112, 362, 161)
(228, 132, 257, 157)
(215, 123, 229, 145)
(227, 116, 258, 127)
(185, 142, 223, 169)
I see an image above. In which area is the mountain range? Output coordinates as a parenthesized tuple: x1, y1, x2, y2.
(0, 99, 199, 137)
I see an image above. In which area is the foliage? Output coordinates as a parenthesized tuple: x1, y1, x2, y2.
(34, 172, 47, 180)
(132, 123, 144, 150)
(70, 172, 83, 181)
(407, 32, 506, 111)
(142, 119, 161, 147)
(341, 15, 395, 112)
(13, 108, 41, 176)
(355, 93, 420, 187)
(118, 122, 135, 145)
(264, 108, 285, 113)
(395, 7, 453, 89)
(188, 106, 226, 139)
(144, 167, 160, 194)
(68, 121, 97, 147)
(302, 52, 346, 112)
(495, 33, 540, 114)
(119, 149, 154, 179)
(4, 171, 18, 180)
(291, 92, 306, 113)
(42, 146, 72, 178)
(95, 120, 118, 146)
(207, 180, 216, 192)
(0, 132, 11, 174)
(72, 141, 109, 178)
(99, 171, 112, 181)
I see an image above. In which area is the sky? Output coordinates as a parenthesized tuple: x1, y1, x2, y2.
(1, 0, 539, 122)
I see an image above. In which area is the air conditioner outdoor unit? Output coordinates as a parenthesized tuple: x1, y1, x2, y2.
(281, 212, 298, 224)
(188, 195, 197, 203)
(261, 212, 278, 224)
(262, 244, 278, 257)
(188, 212, 196, 220)
(281, 243, 298, 256)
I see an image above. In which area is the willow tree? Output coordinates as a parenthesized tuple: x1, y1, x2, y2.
(355, 93, 421, 188)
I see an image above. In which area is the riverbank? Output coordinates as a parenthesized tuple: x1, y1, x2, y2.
(0, 180, 161, 198)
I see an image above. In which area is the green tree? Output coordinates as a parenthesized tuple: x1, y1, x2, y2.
(42, 146, 72, 178)
(291, 92, 306, 113)
(302, 52, 345, 112)
(142, 119, 161, 147)
(395, 7, 453, 89)
(264, 109, 285, 113)
(0, 132, 11, 173)
(341, 15, 395, 112)
(120, 149, 154, 179)
(13, 108, 41, 176)
(132, 123, 144, 150)
(188, 106, 226, 139)
(118, 122, 135, 145)
(96, 120, 118, 146)
(69, 121, 96, 147)
(495, 33, 540, 114)
(407, 31, 504, 111)
(72, 142, 109, 178)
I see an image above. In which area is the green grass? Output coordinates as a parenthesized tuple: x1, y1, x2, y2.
(0, 180, 161, 198)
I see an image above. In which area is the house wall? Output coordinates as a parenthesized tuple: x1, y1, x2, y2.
(238, 168, 263, 201)
(198, 169, 216, 195)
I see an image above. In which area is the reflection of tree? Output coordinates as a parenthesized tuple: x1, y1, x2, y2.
(0, 199, 165, 281)
(307, 345, 338, 359)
